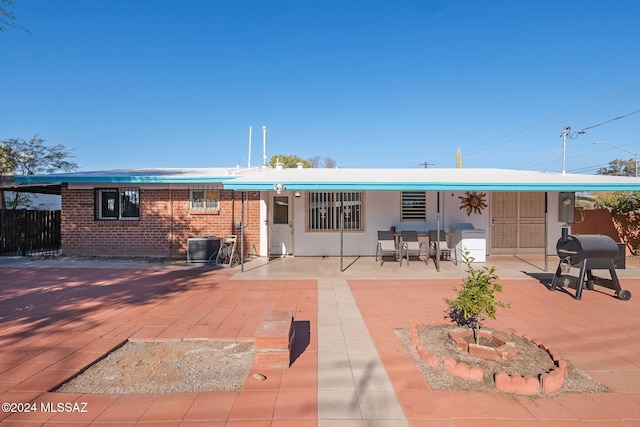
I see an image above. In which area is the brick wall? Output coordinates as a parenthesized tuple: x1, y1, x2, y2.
(571, 208, 640, 254)
(61, 185, 260, 258)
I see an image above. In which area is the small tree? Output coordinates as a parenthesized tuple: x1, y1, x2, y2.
(269, 154, 311, 168)
(446, 253, 509, 345)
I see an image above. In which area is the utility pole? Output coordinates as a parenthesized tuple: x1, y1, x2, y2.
(418, 162, 434, 168)
(560, 125, 584, 175)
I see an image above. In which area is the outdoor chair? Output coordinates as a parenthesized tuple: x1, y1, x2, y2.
(429, 230, 456, 265)
(376, 230, 402, 266)
(400, 230, 429, 266)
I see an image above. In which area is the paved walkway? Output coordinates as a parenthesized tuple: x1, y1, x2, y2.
(318, 278, 408, 426)
(1, 255, 639, 426)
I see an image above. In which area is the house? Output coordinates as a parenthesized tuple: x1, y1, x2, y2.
(11, 166, 640, 261)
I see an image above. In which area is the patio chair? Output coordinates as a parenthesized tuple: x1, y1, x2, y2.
(400, 230, 429, 266)
(376, 230, 402, 266)
(429, 230, 456, 265)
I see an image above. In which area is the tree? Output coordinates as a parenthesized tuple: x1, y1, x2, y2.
(1, 0, 28, 33)
(269, 154, 311, 169)
(1, 135, 79, 209)
(0, 144, 15, 174)
(308, 156, 337, 168)
(595, 158, 639, 215)
(594, 191, 640, 215)
(2, 135, 78, 175)
(446, 253, 509, 345)
(597, 158, 636, 177)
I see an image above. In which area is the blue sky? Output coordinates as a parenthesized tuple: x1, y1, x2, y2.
(2, 1, 639, 173)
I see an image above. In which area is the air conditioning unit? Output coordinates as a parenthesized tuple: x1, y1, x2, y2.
(187, 236, 220, 263)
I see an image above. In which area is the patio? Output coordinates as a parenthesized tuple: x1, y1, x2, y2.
(0, 255, 639, 426)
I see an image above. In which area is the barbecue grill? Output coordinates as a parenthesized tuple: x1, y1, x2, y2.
(550, 234, 631, 300)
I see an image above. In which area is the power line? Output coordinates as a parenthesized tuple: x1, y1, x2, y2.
(579, 109, 640, 132)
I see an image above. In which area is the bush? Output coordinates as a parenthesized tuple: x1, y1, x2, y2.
(595, 191, 640, 215)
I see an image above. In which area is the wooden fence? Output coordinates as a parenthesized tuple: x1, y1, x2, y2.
(0, 210, 61, 256)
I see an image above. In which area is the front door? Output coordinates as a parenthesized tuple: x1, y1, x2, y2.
(490, 192, 545, 255)
(269, 194, 292, 256)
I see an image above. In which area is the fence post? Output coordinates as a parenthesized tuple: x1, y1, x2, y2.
(21, 209, 27, 257)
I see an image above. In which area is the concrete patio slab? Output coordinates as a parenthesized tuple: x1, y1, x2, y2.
(1, 254, 639, 426)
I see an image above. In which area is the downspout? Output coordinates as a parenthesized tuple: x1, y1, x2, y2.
(544, 192, 548, 271)
(241, 191, 245, 272)
(169, 184, 173, 259)
(435, 191, 441, 272)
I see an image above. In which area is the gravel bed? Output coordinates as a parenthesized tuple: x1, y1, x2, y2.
(55, 340, 255, 394)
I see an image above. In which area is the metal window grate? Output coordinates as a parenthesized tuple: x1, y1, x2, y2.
(401, 191, 426, 220)
(307, 191, 362, 231)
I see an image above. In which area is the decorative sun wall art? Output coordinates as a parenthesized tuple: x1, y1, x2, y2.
(459, 191, 487, 216)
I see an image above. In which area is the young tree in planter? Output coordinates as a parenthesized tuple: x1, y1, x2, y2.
(446, 253, 510, 345)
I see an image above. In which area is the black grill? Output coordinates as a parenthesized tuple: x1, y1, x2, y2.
(550, 234, 631, 301)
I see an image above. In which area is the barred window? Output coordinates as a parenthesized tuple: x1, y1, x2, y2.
(307, 191, 363, 232)
(401, 191, 426, 221)
(189, 188, 219, 211)
(95, 188, 140, 220)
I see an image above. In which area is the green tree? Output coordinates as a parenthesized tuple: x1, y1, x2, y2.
(269, 154, 311, 168)
(594, 191, 640, 215)
(597, 158, 636, 177)
(446, 253, 509, 345)
(0, 144, 16, 174)
(1, 135, 79, 209)
(2, 135, 78, 175)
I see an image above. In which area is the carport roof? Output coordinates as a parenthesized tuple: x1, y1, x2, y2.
(12, 168, 239, 184)
(11, 167, 640, 191)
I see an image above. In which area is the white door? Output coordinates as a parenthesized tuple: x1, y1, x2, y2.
(269, 194, 292, 256)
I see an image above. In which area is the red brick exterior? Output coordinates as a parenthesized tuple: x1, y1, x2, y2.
(61, 184, 260, 258)
(571, 208, 640, 254)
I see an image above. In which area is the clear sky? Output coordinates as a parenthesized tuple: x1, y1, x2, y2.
(2, 0, 639, 173)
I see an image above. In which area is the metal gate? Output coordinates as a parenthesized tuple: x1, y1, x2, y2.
(0, 210, 61, 256)
(490, 192, 545, 255)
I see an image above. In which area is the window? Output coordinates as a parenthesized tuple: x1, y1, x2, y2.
(273, 196, 289, 224)
(189, 188, 219, 211)
(401, 191, 426, 220)
(307, 191, 363, 231)
(95, 188, 140, 220)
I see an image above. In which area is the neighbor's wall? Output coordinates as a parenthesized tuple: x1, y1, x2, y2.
(571, 208, 640, 254)
(61, 184, 260, 258)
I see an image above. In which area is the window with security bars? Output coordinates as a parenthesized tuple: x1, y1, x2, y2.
(401, 191, 426, 221)
(95, 188, 140, 220)
(307, 191, 363, 231)
(189, 187, 220, 211)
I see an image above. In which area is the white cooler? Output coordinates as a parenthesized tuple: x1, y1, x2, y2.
(450, 223, 486, 263)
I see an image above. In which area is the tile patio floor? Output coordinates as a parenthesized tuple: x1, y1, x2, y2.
(0, 255, 639, 426)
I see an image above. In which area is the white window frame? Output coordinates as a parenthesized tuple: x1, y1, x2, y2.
(189, 188, 220, 211)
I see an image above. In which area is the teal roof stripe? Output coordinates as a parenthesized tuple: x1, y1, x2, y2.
(10, 167, 640, 192)
(224, 182, 640, 191)
(13, 168, 238, 184)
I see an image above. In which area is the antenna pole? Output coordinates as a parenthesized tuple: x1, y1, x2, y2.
(262, 126, 268, 168)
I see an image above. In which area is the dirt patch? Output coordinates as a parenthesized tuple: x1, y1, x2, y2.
(55, 340, 255, 394)
(395, 324, 610, 394)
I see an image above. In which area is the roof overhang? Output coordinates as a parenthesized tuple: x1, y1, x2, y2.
(11, 167, 640, 192)
(223, 168, 640, 192)
(12, 168, 241, 184)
